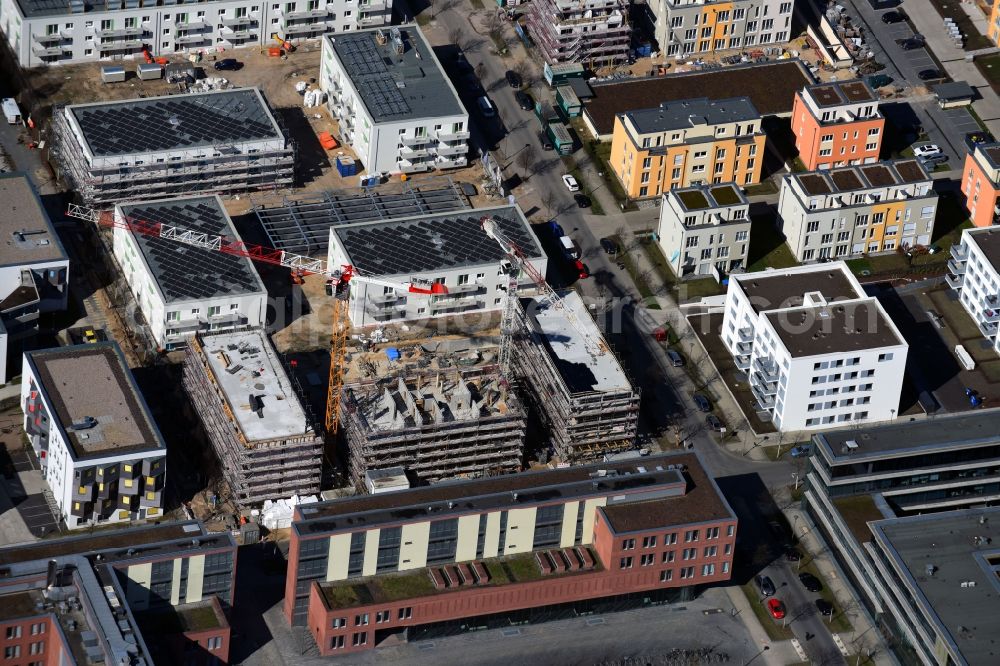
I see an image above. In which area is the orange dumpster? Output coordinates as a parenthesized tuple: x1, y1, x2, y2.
(318, 131, 338, 150)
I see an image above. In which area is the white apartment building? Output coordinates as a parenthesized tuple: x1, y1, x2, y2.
(721, 263, 908, 431)
(21, 343, 167, 529)
(327, 205, 546, 327)
(777, 159, 937, 262)
(657, 182, 751, 279)
(651, 0, 794, 58)
(0, 0, 391, 68)
(319, 27, 470, 175)
(0, 173, 70, 384)
(947, 227, 1000, 351)
(113, 195, 267, 351)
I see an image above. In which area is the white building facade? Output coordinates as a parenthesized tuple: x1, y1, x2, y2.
(21, 343, 167, 530)
(320, 28, 470, 175)
(721, 263, 908, 431)
(0, 0, 392, 68)
(657, 182, 751, 278)
(947, 227, 1000, 352)
(113, 195, 267, 350)
(651, 0, 794, 58)
(777, 159, 937, 262)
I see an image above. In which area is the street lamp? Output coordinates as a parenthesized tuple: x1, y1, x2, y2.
(744, 645, 770, 666)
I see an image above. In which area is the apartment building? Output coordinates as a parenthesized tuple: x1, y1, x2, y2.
(113, 195, 267, 351)
(657, 182, 751, 278)
(777, 159, 937, 262)
(327, 205, 546, 327)
(960, 142, 1000, 227)
(283, 452, 737, 649)
(21, 343, 167, 530)
(791, 80, 884, 171)
(804, 412, 1000, 665)
(0, 521, 235, 666)
(721, 263, 908, 431)
(526, 0, 629, 65)
(947, 226, 1000, 351)
(651, 0, 795, 58)
(319, 27, 469, 176)
(610, 97, 766, 200)
(0, 0, 392, 68)
(0, 173, 69, 384)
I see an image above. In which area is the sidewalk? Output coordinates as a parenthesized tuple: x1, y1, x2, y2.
(724, 587, 803, 666)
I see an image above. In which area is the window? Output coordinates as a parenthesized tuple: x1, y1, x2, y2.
(398, 607, 413, 620)
(820, 133, 833, 143)
(660, 569, 673, 582)
(376, 610, 391, 623)
(355, 613, 369, 626)
(206, 637, 222, 650)
(640, 553, 655, 566)
(702, 563, 716, 576)
(4, 646, 20, 659)
(680, 567, 695, 579)
(352, 632, 368, 646)
(704, 545, 718, 558)
(331, 617, 347, 629)
(619, 556, 634, 569)
(664, 532, 677, 545)
(6, 626, 22, 639)
(706, 527, 720, 539)
(642, 535, 657, 548)
(330, 635, 345, 650)
(662, 550, 675, 563)
(622, 538, 635, 550)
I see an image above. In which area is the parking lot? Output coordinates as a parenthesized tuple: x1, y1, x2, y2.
(941, 107, 982, 135)
(3, 446, 59, 538)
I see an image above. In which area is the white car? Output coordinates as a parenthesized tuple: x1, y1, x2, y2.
(562, 174, 580, 192)
(912, 144, 941, 158)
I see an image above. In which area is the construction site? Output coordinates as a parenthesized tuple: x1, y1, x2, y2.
(51, 88, 295, 205)
(181, 328, 323, 507)
(514, 291, 640, 463)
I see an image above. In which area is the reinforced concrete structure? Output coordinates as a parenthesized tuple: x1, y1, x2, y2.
(0, 0, 392, 68)
(342, 366, 527, 487)
(182, 329, 323, 507)
(53, 88, 293, 205)
(526, 0, 630, 66)
(0, 521, 235, 666)
(515, 291, 639, 462)
(284, 451, 737, 644)
(21, 342, 167, 530)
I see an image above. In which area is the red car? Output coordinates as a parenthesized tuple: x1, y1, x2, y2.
(573, 259, 590, 279)
(767, 598, 786, 620)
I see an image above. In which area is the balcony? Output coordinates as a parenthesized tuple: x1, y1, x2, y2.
(95, 26, 142, 38)
(174, 20, 208, 30)
(223, 30, 255, 40)
(100, 39, 144, 50)
(32, 44, 69, 56)
(371, 292, 402, 304)
(950, 243, 968, 261)
(400, 145, 430, 158)
(33, 32, 64, 44)
(946, 273, 964, 290)
(432, 294, 481, 309)
(221, 16, 253, 27)
(979, 320, 998, 338)
(436, 142, 468, 157)
(757, 378, 778, 396)
(284, 8, 329, 19)
(402, 134, 434, 147)
(735, 353, 751, 371)
(437, 128, 471, 141)
(359, 0, 388, 10)
(397, 158, 432, 174)
(753, 357, 779, 381)
(982, 308, 1000, 323)
(358, 15, 385, 26)
(283, 23, 326, 35)
(176, 34, 211, 45)
(737, 326, 753, 343)
(735, 340, 752, 354)
(435, 155, 467, 169)
(447, 282, 484, 295)
(751, 386, 776, 410)
(947, 258, 967, 275)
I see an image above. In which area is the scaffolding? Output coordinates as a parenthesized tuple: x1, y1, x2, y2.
(51, 104, 296, 206)
(341, 365, 527, 487)
(181, 330, 323, 507)
(525, 0, 631, 66)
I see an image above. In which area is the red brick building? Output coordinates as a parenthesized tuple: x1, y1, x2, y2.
(791, 80, 884, 171)
(286, 452, 737, 655)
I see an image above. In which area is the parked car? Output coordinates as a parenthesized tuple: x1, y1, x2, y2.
(919, 154, 949, 167)
(539, 132, 554, 151)
(912, 144, 941, 158)
(693, 393, 711, 412)
(505, 69, 523, 88)
(454, 54, 473, 73)
(214, 58, 242, 71)
(574, 193, 591, 208)
(477, 96, 496, 118)
(515, 90, 534, 110)
(755, 575, 776, 597)
(898, 37, 925, 50)
(799, 573, 823, 593)
(918, 68, 944, 81)
(706, 414, 725, 433)
(767, 598, 786, 620)
(816, 599, 834, 617)
(600, 237, 619, 255)
(573, 259, 590, 279)
(666, 349, 685, 367)
(562, 174, 580, 191)
(785, 547, 802, 562)
(881, 10, 906, 23)
(790, 445, 812, 458)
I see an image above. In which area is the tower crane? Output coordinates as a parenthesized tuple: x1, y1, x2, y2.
(479, 215, 604, 380)
(66, 203, 445, 435)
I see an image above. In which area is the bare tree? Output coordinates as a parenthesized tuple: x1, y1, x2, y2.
(542, 190, 558, 218)
(448, 27, 464, 48)
(513, 60, 533, 86)
(516, 144, 537, 177)
(474, 61, 487, 82)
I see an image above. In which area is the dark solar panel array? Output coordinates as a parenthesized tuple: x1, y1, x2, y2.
(337, 37, 412, 119)
(337, 209, 540, 275)
(71, 90, 279, 157)
(121, 198, 263, 302)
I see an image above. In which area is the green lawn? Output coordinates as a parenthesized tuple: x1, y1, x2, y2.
(740, 582, 795, 641)
(563, 162, 606, 215)
(611, 236, 660, 309)
(746, 216, 798, 272)
(797, 558, 853, 634)
(677, 277, 725, 301)
(790, 156, 808, 173)
(743, 179, 778, 196)
(641, 240, 677, 292)
(833, 495, 884, 543)
(928, 0, 993, 50)
(469, 0, 485, 7)
(582, 139, 637, 211)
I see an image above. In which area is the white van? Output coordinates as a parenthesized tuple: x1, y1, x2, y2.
(477, 96, 496, 118)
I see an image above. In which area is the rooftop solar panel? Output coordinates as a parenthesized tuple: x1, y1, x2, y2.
(119, 196, 265, 303)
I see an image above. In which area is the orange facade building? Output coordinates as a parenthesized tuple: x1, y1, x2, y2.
(791, 80, 884, 171)
(961, 143, 1000, 228)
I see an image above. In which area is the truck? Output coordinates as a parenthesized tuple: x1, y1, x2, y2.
(559, 236, 580, 260)
(1, 98, 21, 125)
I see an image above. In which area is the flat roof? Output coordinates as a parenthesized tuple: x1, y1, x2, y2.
(26, 343, 165, 460)
(872, 508, 1000, 666)
(522, 291, 631, 394)
(295, 452, 721, 534)
(67, 88, 284, 158)
(119, 196, 265, 303)
(673, 183, 747, 212)
(734, 265, 862, 313)
(763, 299, 904, 358)
(197, 330, 314, 443)
(815, 408, 1000, 461)
(585, 60, 811, 135)
(333, 205, 542, 276)
(804, 79, 877, 107)
(791, 159, 929, 198)
(327, 28, 463, 123)
(932, 81, 976, 100)
(621, 97, 759, 135)
(966, 228, 1000, 275)
(15, 0, 245, 17)
(256, 178, 468, 254)
(0, 173, 67, 267)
